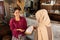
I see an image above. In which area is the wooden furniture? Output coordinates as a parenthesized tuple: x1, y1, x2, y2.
(49, 13, 60, 21)
(41, 4, 53, 11)
(52, 4, 60, 10)
(0, 1, 11, 40)
(0, 24, 11, 40)
(0, 24, 10, 36)
(40, 0, 60, 21)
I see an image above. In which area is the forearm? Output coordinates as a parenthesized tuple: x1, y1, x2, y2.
(16, 29, 25, 32)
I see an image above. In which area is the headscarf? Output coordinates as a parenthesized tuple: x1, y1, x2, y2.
(35, 9, 51, 27)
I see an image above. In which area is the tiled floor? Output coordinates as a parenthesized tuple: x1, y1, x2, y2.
(26, 18, 60, 40)
(51, 22, 60, 40)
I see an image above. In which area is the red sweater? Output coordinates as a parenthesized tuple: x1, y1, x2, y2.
(9, 17, 27, 38)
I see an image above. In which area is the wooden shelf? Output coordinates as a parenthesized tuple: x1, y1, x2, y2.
(40, 1, 60, 21)
(48, 13, 60, 21)
(41, 4, 53, 10)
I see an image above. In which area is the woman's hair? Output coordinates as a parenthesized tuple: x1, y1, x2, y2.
(13, 7, 21, 13)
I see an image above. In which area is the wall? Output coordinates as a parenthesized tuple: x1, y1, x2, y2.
(0, 0, 3, 1)
(4, 0, 17, 17)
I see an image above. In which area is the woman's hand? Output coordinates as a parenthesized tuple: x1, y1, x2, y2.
(33, 26, 38, 29)
(16, 29, 25, 32)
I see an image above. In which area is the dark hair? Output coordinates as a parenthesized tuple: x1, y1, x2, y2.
(13, 7, 21, 13)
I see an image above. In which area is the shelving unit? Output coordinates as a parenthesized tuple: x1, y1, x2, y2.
(40, 0, 60, 21)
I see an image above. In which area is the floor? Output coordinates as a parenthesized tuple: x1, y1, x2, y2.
(51, 21, 60, 40)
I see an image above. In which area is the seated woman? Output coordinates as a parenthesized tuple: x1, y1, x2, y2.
(34, 9, 53, 40)
(9, 7, 27, 40)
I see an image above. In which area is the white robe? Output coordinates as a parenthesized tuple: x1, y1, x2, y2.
(35, 9, 53, 40)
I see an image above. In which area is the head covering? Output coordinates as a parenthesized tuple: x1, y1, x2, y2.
(35, 9, 51, 27)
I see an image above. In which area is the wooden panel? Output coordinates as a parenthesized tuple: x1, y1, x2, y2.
(41, 5, 52, 10)
(56, 0, 60, 4)
(40, 0, 51, 3)
(52, 4, 60, 10)
(49, 13, 60, 21)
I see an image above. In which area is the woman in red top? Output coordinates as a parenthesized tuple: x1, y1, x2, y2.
(9, 7, 27, 40)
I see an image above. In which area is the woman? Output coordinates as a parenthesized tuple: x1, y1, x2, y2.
(35, 9, 53, 40)
(9, 7, 27, 40)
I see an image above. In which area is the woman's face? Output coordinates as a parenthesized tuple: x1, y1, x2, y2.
(14, 10, 20, 17)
